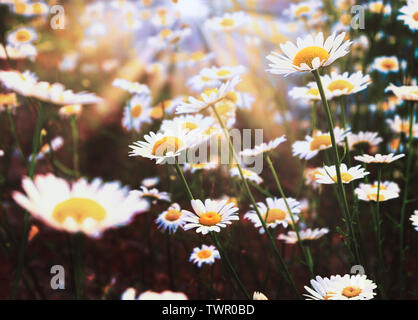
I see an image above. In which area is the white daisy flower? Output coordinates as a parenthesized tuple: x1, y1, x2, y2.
(0, 70, 38, 96)
(230, 167, 263, 185)
(245, 197, 301, 233)
(240, 135, 287, 157)
(328, 274, 377, 300)
(122, 288, 188, 300)
(371, 56, 399, 73)
(147, 28, 192, 50)
(186, 74, 221, 92)
(134, 186, 170, 202)
(141, 177, 159, 188)
(385, 83, 418, 102)
(278, 227, 329, 244)
(7, 27, 38, 47)
(128, 127, 204, 164)
(304, 275, 338, 300)
(387, 115, 418, 138)
(284, 0, 322, 19)
(234, 91, 255, 110)
(122, 95, 152, 132)
(176, 76, 241, 114)
(367, 180, 401, 194)
(156, 203, 185, 234)
(179, 51, 215, 68)
(305, 167, 323, 190)
(205, 11, 250, 31)
(182, 199, 239, 235)
(354, 153, 405, 164)
(266, 32, 351, 76)
(200, 65, 246, 81)
(12, 174, 149, 238)
(347, 131, 383, 151)
(0, 43, 37, 60)
(314, 163, 369, 184)
(355, 183, 399, 202)
(292, 127, 350, 160)
(253, 291, 268, 300)
(321, 71, 371, 97)
(189, 244, 220, 267)
(289, 82, 333, 101)
(112, 78, 150, 95)
(161, 114, 215, 135)
(398, 0, 418, 31)
(410, 210, 418, 231)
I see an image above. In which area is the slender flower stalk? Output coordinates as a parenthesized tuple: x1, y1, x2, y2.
(6, 106, 27, 165)
(375, 166, 386, 298)
(399, 101, 415, 298)
(311, 100, 317, 135)
(70, 115, 80, 178)
(11, 102, 45, 299)
(312, 69, 361, 265)
(265, 153, 314, 277)
(173, 159, 250, 299)
(210, 104, 301, 298)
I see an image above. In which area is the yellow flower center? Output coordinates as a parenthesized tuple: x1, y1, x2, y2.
(200, 76, 212, 82)
(310, 134, 332, 150)
(225, 91, 238, 103)
(217, 69, 232, 77)
(52, 198, 106, 224)
(370, 2, 384, 12)
(332, 172, 353, 183)
(191, 163, 208, 169)
(220, 18, 235, 27)
(165, 209, 182, 222)
(380, 59, 397, 70)
(400, 123, 410, 134)
(413, 11, 418, 21)
(150, 107, 164, 119)
(14, 3, 28, 14)
(306, 88, 320, 96)
(152, 136, 184, 156)
(214, 100, 236, 117)
(389, 138, 400, 150)
(295, 5, 310, 16)
(160, 29, 172, 39)
(199, 211, 222, 226)
(0, 93, 17, 106)
(16, 30, 31, 43)
(181, 122, 198, 131)
(323, 292, 335, 300)
(32, 3, 46, 14)
(190, 51, 205, 61)
(371, 184, 387, 190)
(197, 249, 212, 259)
(328, 80, 354, 93)
(367, 193, 386, 201)
(342, 286, 362, 298)
(61, 104, 81, 116)
(130, 104, 143, 118)
(292, 46, 330, 68)
(263, 208, 287, 223)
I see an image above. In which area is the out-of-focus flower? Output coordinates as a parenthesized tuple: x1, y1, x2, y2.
(0, 43, 37, 60)
(189, 244, 220, 267)
(284, 0, 322, 19)
(314, 163, 369, 184)
(0, 149, 4, 157)
(347, 131, 382, 151)
(200, 65, 246, 81)
(253, 291, 268, 300)
(371, 56, 399, 73)
(411, 210, 418, 231)
(205, 11, 250, 31)
(278, 228, 329, 244)
(0, 70, 38, 96)
(182, 199, 239, 235)
(59, 104, 83, 118)
(387, 115, 418, 138)
(0, 92, 17, 108)
(122, 95, 152, 132)
(7, 27, 38, 47)
(289, 82, 333, 101)
(385, 84, 418, 102)
(368, 1, 391, 15)
(354, 153, 405, 164)
(240, 135, 286, 157)
(141, 177, 159, 188)
(12, 174, 149, 238)
(30, 136, 64, 161)
(230, 167, 263, 185)
(134, 186, 170, 202)
(156, 203, 185, 234)
(121, 288, 188, 300)
(161, 114, 215, 135)
(245, 197, 301, 233)
(321, 71, 370, 97)
(266, 32, 351, 76)
(292, 127, 350, 160)
(112, 78, 150, 95)
(398, 0, 418, 31)
(355, 183, 399, 202)
(147, 28, 192, 50)
(183, 161, 218, 173)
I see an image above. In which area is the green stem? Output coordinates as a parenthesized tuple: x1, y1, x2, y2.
(265, 153, 314, 277)
(312, 69, 361, 266)
(399, 101, 415, 298)
(375, 166, 386, 298)
(70, 115, 80, 178)
(6, 106, 26, 165)
(311, 100, 317, 135)
(11, 102, 44, 299)
(210, 104, 301, 299)
(174, 159, 194, 201)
